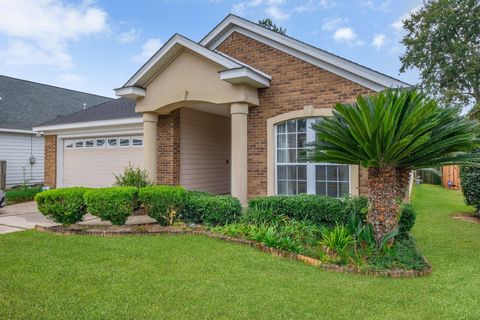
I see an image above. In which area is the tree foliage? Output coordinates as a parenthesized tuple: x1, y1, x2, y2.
(399, 0, 480, 116)
(309, 89, 480, 169)
(258, 18, 286, 34)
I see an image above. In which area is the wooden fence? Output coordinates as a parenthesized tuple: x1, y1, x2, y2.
(441, 165, 461, 190)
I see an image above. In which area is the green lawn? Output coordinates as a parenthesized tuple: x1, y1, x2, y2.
(1, 185, 479, 319)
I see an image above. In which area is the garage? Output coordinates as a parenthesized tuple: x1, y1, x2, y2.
(62, 135, 144, 187)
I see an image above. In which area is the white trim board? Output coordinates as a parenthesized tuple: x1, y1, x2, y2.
(33, 117, 142, 133)
(0, 128, 37, 134)
(201, 15, 411, 91)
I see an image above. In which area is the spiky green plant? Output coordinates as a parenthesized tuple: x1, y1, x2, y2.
(309, 88, 480, 243)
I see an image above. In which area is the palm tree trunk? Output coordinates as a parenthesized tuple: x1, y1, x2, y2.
(396, 167, 412, 202)
(367, 167, 400, 244)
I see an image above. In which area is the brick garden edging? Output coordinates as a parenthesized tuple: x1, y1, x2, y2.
(34, 225, 432, 278)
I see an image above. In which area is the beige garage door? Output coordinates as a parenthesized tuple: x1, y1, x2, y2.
(62, 136, 144, 187)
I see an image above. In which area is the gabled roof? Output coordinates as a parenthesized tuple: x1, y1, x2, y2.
(200, 14, 411, 91)
(0, 75, 112, 132)
(34, 98, 139, 131)
(115, 34, 271, 98)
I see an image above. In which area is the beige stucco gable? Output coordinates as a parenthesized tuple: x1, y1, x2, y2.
(135, 49, 260, 114)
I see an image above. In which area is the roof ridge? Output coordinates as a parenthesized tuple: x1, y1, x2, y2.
(0, 74, 114, 100)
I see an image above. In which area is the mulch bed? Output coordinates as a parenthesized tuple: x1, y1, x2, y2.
(35, 223, 432, 278)
(451, 213, 480, 224)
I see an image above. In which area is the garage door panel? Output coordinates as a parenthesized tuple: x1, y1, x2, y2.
(63, 147, 144, 188)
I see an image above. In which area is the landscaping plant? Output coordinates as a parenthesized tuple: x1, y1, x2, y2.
(460, 150, 480, 216)
(5, 185, 43, 204)
(185, 192, 242, 226)
(138, 186, 187, 225)
(309, 88, 480, 243)
(35, 187, 89, 225)
(84, 187, 138, 225)
(113, 163, 151, 188)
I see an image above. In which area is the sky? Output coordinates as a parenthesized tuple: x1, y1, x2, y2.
(0, 0, 424, 98)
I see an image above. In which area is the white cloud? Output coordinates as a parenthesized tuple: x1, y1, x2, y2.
(360, 0, 391, 11)
(372, 33, 386, 49)
(322, 17, 347, 31)
(119, 28, 140, 44)
(391, 5, 421, 32)
(319, 0, 336, 9)
(132, 38, 162, 63)
(265, 5, 290, 20)
(0, 0, 109, 69)
(333, 27, 357, 43)
(60, 73, 87, 85)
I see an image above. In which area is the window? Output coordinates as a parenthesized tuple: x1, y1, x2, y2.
(85, 139, 94, 148)
(107, 138, 117, 147)
(96, 138, 105, 148)
(275, 118, 350, 197)
(64, 139, 74, 149)
(75, 140, 84, 148)
(119, 137, 130, 147)
(132, 136, 143, 146)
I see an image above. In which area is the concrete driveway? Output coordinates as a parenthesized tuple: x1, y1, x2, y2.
(0, 201, 58, 234)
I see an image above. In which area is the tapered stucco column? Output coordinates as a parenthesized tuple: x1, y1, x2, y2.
(230, 103, 249, 205)
(143, 112, 158, 183)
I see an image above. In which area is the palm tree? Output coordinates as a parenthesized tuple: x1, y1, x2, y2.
(309, 88, 480, 243)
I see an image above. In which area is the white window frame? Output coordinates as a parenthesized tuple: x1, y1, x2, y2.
(96, 138, 106, 148)
(74, 139, 84, 148)
(107, 137, 118, 148)
(85, 139, 94, 148)
(131, 136, 143, 147)
(64, 139, 74, 149)
(274, 118, 350, 197)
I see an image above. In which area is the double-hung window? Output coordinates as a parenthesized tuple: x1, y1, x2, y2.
(275, 118, 350, 197)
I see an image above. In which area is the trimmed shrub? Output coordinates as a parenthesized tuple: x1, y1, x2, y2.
(138, 186, 187, 225)
(461, 161, 480, 216)
(35, 187, 89, 225)
(114, 163, 151, 188)
(398, 204, 416, 237)
(248, 194, 367, 226)
(183, 191, 212, 223)
(84, 187, 138, 225)
(186, 193, 242, 226)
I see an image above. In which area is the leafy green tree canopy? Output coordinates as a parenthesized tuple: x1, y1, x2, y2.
(258, 18, 286, 35)
(400, 0, 480, 117)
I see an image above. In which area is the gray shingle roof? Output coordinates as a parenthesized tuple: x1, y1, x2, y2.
(36, 97, 139, 127)
(0, 75, 112, 131)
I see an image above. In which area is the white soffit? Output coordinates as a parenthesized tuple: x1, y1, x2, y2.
(200, 15, 411, 91)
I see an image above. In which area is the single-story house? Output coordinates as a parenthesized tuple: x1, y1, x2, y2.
(34, 14, 410, 204)
(0, 75, 111, 187)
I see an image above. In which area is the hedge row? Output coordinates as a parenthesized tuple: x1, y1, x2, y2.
(248, 194, 367, 226)
(35, 186, 242, 226)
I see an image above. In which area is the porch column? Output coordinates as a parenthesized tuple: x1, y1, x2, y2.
(143, 112, 158, 183)
(230, 103, 249, 205)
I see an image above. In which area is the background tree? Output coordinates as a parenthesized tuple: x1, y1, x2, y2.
(309, 89, 480, 244)
(400, 0, 480, 117)
(258, 18, 286, 35)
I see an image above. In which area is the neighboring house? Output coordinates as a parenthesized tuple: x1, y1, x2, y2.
(0, 75, 111, 187)
(34, 14, 410, 204)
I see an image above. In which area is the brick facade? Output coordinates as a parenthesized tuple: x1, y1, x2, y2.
(217, 32, 372, 198)
(157, 110, 180, 185)
(44, 135, 57, 188)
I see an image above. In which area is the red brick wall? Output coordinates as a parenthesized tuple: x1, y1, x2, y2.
(157, 110, 180, 185)
(44, 135, 57, 188)
(217, 32, 372, 198)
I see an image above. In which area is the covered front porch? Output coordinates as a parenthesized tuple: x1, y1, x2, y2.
(115, 34, 271, 204)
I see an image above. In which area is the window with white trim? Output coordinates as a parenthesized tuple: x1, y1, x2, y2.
(107, 138, 118, 147)
(75, 139, 84, 148)
(85, 139, 94, 148)
(64, 139, 74, 148)
(96, 138, 106, 148)
(275, 118, 350, 197)
(132, 136, 143, 146)
(119, 137, 130, 147)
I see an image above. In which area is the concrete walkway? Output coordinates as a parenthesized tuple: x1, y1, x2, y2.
(0, 201, 156, 234)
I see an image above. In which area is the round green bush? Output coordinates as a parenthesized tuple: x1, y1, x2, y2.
(84, 187, 138, 225)
(186, 194, 242, 226)
(398, 204, 416, 237)
(461, 162, 480, 216)
(138, 186, 187, 225)
(35, 187, 89, 225)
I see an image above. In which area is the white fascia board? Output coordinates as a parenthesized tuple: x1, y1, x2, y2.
(0, 128, 35, 134)
(115, 86, 146, 98)
(124, 34, 241, 87)
(33, 117, 142, 133)
(220, 67, 270, 88)
(201, 16, 411, 91)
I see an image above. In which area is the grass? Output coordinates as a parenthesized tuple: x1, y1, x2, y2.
(0, 184, 479, 319)
(5, 185, 43, 204)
